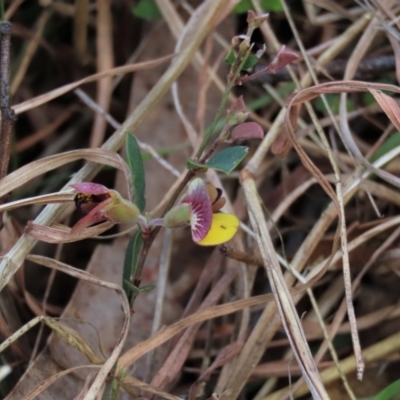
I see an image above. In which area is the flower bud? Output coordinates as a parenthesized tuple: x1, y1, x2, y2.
(163, 204, 191, 229)
(104, 197, 140, 223)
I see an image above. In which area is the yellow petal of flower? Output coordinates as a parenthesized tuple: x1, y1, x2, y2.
(197, 213, 239, 246)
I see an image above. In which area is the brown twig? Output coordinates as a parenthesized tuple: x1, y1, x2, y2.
(0, 21, 16, 229)
(219, 245, 262, 266)
(252, 54, 396, 84)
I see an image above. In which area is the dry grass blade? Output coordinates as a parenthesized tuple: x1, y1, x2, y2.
(45, 319, 104, 365)
(21, 365, 101, 400)
(239, 173, 329, 399)
(122, 375, 183, 400)
(13, 54, 175, 116)
(368, 88, 400, 131)
(25, 221, 115, 243)
(90, 0, 114, 148)
(0, 316, 105, 366)
(73, 0, 89, 64)
(0, 149, 133, 201)
(0, 193, 75, 214)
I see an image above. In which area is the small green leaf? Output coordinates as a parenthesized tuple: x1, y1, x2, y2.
(132, 0, 161, 20)
(139, 284, 156, 293)
(373, 379, 400, 400)
(224, 50, 259, 71)
(126, 133, 146, 212)
(232, 0, 253, 13)
(186, 158, 208, 171)
(123, 281, 141, 295)
(206, 146, 248, 174)
(261, 0, 283, 12)
(232, 0, 283, 13)
(369, 132, 400, 163)
(224, 49, 236, 66)
(123, 231, 143, 301)
(241, 54, 259, 70)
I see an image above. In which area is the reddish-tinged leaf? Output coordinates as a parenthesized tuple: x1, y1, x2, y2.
(231, 122, 264, 140)
(71, 199, 112, 233)
(237, 45, 298, 84)
(368, 89, 400, 132)
(267, 45, 298, 74)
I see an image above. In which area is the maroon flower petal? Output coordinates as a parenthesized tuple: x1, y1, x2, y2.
(71, 198, 112, 233)
(181, 178, 212, 242)
(70, 182, 110, 195)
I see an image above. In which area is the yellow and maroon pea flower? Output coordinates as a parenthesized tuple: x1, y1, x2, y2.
(71, 182, 140, 233)
(164, 178, 239, 246)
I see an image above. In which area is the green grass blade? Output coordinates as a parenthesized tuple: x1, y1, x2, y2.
(373, 379, 400, 400)
(122, 231, 143, 302)
(126, 133, 146, 212)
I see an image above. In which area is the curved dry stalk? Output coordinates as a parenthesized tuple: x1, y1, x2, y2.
(0, 149, 133, 201)
(240, 173, 329, 400)
(0, 193, 75, 214)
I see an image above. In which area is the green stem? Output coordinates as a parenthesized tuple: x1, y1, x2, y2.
(130, 169, 194, 308)
(196, 82, 234, 157)
(196, 46, 253, 158)
(130, 43, 253, 308)
(101, 363, 118, 400)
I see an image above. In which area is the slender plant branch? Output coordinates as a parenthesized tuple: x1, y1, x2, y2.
(0, 21, 15, 228)
(196, 46, 253, 158)
(129, 169, 194, 307)
(129, 43, 255, 308)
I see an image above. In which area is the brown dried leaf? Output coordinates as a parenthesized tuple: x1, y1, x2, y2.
(368, 88, 400, 131)
(25, 221, 114, 243)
